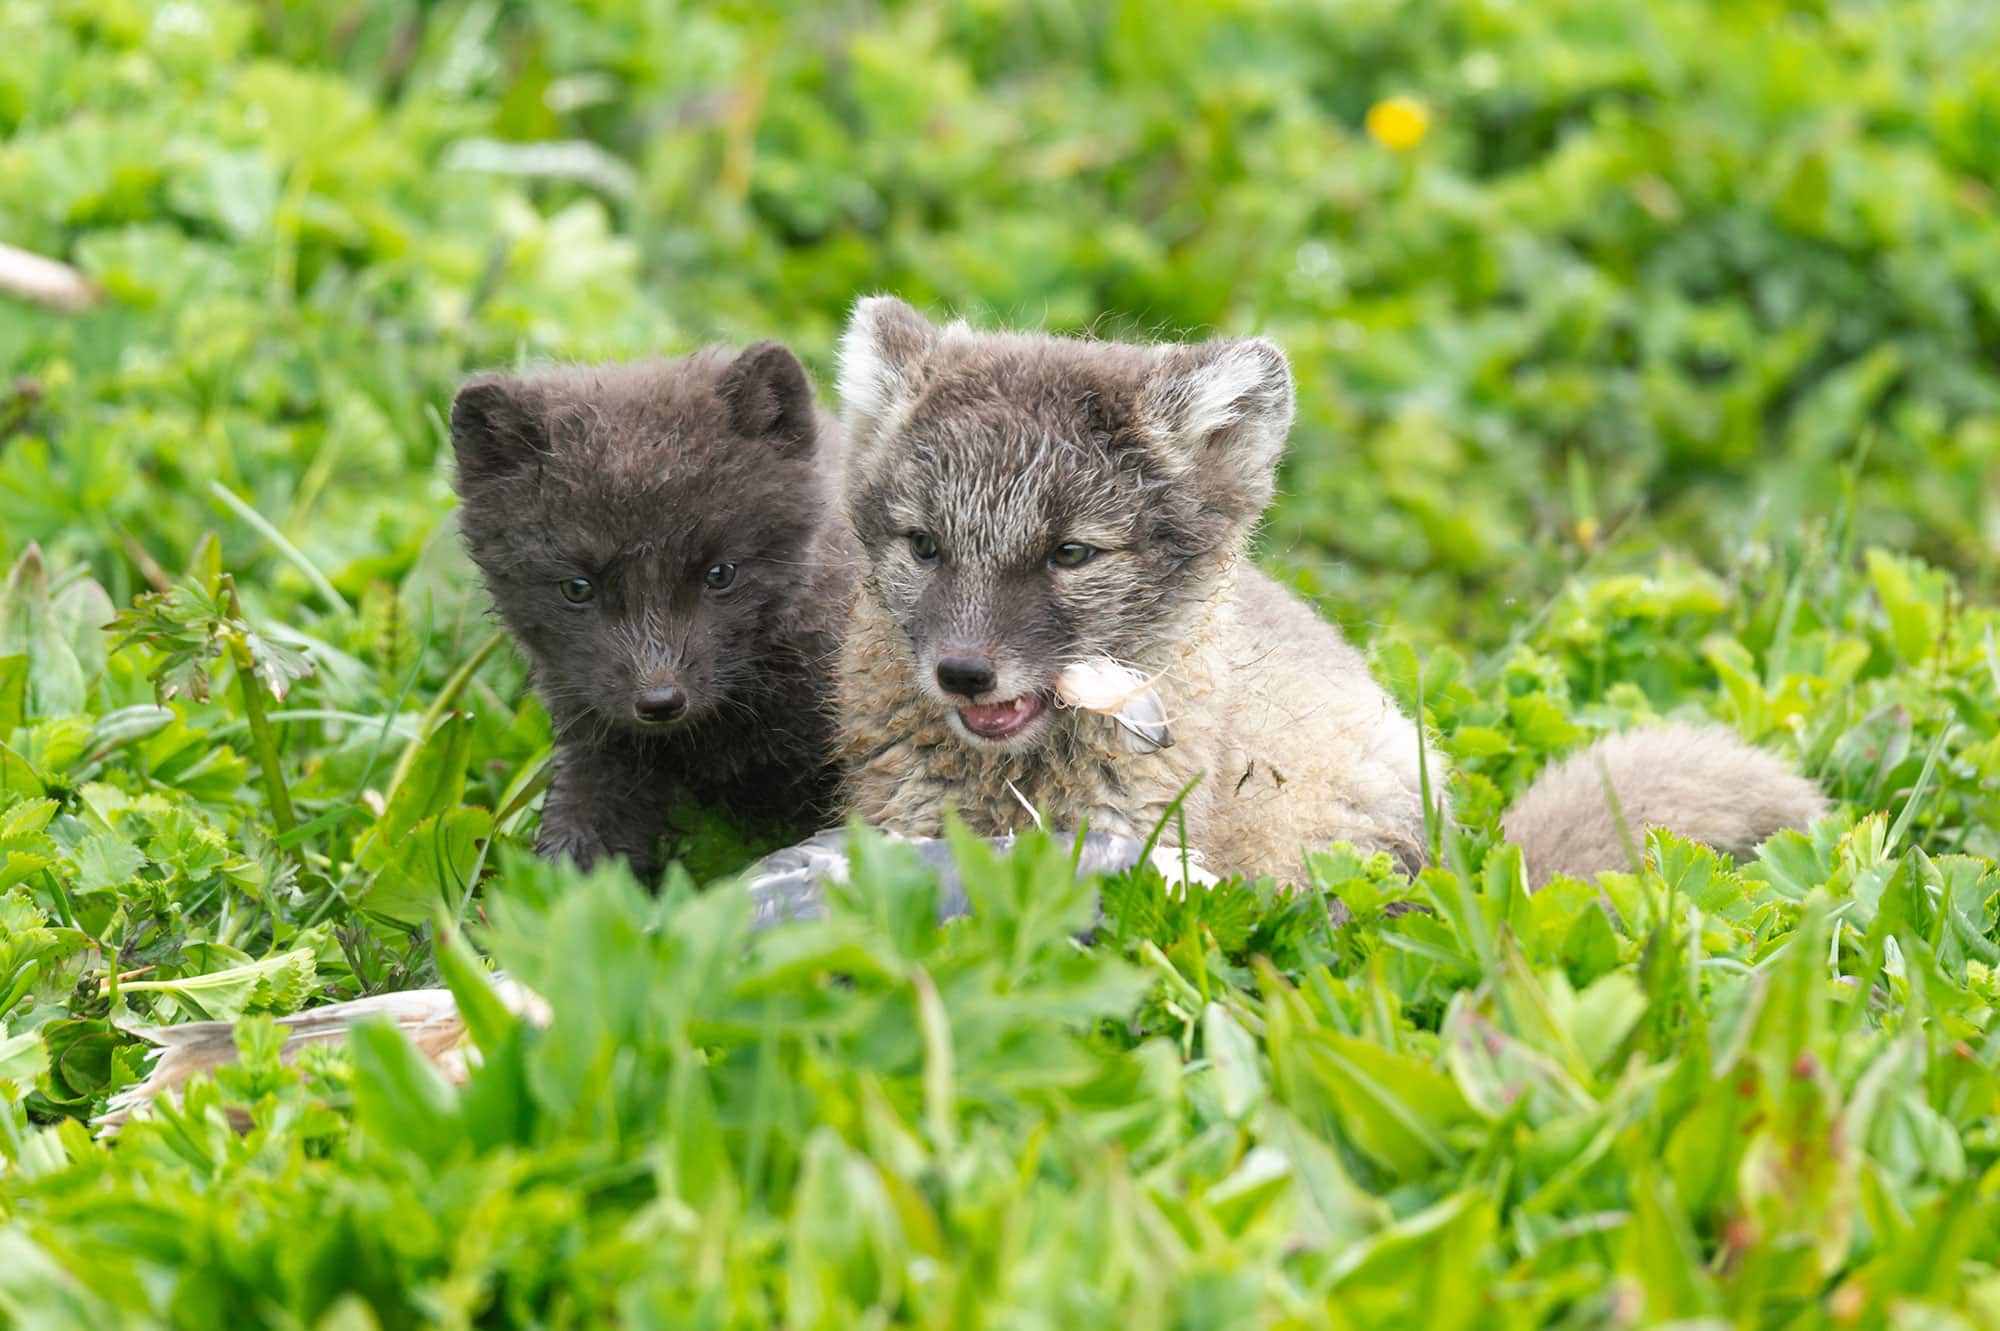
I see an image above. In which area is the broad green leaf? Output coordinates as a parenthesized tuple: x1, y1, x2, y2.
(0, 655, 25, 736)
(358, 807, 492, 925)
(432, 921, 518, 1055)
(114, 948, 316, 1021)
(1866, 548, 1942, 667)
(1255, 1102, 1388, 1248)
(373, 711, 477, 854)
(0, 1028, 46, 1091)
(347, 1017, 464, 1169)
(0, 548, 95, 718)
(1201, 1002, 1263, 1122)
(1285, 1025, 1473, 1178)
(1325, 1189, 1499, 1331)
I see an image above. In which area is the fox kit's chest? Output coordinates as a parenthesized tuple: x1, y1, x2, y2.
(843, 704, 1196, 837)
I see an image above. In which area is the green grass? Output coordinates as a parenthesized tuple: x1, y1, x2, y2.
(4, 0, 2000, 1325)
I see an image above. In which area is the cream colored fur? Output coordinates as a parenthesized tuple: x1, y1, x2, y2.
(1501, 722, 1828, 885)
(831, 297, 1827, 888)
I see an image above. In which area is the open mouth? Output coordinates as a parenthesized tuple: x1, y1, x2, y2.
(956, 693, 1047, 741)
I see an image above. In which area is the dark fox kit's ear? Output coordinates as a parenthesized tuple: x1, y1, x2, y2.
(837, 295, 940, 442)
(719, 341, 816, 456)
(1136, 337, 1295, 524)
(449, 374, 548, 489)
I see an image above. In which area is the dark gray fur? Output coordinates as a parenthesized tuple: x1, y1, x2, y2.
(449, 345, 856, 879)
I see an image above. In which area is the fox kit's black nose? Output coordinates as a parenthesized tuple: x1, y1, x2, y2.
(936, 654, 998, 699)
(635, 684, 688, 725)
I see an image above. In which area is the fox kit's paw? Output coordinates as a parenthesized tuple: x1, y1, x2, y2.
(534, 823, 661, 883)
(535, 823, 605, 870)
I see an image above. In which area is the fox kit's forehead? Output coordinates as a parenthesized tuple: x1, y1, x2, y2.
(520, 364, 807, 565)
(528, 355, 752, 489)
(876, 423, 1143, 562)
(451, 342, 828, 578)
(915, 335, 1154, 423)
(853, 335, 1160, 558)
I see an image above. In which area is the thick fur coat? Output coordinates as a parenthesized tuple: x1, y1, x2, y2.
(833, 299, 1435, 880)
(450, 345, 855, 878)
(831, 298, 1825, 885)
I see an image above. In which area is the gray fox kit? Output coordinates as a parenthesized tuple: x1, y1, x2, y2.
(830, 297, 1824, 885)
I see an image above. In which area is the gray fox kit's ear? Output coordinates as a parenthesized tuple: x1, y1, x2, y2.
(720, 340, 816, 457)
(838, 295, 939, 436)
(1138, 337, 1295, 520)
(449, 374, 548, 488)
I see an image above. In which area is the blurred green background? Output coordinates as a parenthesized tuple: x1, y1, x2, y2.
(9, 6, 2000, 1322)
(7, 0, 1997, 644)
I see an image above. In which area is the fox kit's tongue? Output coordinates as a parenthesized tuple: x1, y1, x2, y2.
(959, 694, 1045, 739)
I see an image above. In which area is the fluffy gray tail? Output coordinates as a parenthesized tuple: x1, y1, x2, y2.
(1500, 723, 1827, 886)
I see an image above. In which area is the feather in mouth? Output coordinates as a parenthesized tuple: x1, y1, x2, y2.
(1055, 659, 1172, 752)
(955, 662, 1173, 749)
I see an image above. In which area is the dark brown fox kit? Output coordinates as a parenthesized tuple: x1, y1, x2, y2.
(449, 345, 855, 879)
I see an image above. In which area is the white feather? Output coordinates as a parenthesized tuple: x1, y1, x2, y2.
(1057, 660, 1173, 752)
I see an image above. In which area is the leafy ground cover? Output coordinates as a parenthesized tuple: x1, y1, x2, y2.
(3, 0, 2000, 1325)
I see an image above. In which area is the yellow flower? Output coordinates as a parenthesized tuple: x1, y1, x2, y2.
(1366, 96, 1431, 152)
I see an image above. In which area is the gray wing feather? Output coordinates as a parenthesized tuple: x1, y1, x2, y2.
(1111, 691, 1172, 753)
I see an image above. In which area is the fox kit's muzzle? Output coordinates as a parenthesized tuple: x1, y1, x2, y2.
(633, 683, 688, 726)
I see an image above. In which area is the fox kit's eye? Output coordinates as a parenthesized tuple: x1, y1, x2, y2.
(704, 562, 737, 590)
(559, 577, 595, 604)
(1049, 541, 1098, 569)
(907, 530, 940, 563)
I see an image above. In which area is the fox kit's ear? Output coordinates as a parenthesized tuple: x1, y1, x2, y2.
(1137, 337, 1295, 523)
(720, 341, 816, 456)
(837, 295, 940, 440)
(450, 374, 548, 489)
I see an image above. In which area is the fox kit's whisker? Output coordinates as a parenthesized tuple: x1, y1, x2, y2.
(1005, 781, 1044, 829)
